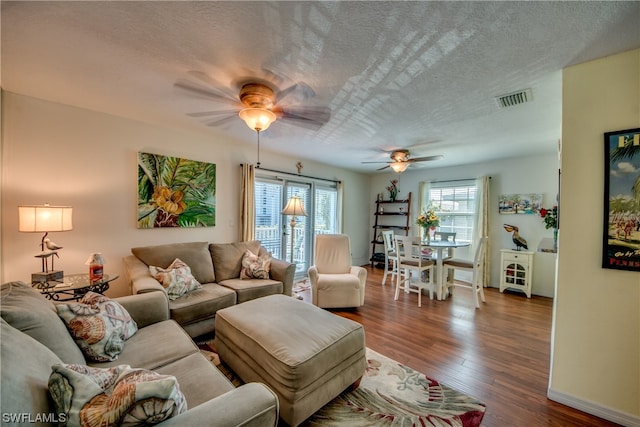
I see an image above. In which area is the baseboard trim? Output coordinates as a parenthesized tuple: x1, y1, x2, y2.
(547, 387, 640, 427)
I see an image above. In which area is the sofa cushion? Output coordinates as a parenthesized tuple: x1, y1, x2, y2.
(56, 292, 138, 362)
(218, 278, 283, 304)
(132, 242, 215, 284)
(1, 318, 63, 420)
(209, 241, 261, 282)
(155, 352, 235, 408)
(240, 250, 272, 279)
(49, 364, 187, 426)
(91, 320, 199, 371)
(169, 283, 236, 327)
(149, 258, 202, 300)
(0, 281, 85, 364)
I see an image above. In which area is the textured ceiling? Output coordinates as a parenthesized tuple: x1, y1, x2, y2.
(2, 1, 639, 172)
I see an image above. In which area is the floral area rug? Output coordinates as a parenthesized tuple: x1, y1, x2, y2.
(292, 279, 311, 293)
(199, 344, 485, 427)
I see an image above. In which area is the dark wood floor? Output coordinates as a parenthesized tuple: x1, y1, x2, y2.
(296, 266, 620, 427)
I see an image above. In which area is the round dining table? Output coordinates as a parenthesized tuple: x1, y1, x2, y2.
(421, 240, 470, 300)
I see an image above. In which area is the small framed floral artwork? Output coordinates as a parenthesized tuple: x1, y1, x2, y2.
(498, 193, 542, 215)
(137, 152, 216, 228)
(602, 128, 640, 271)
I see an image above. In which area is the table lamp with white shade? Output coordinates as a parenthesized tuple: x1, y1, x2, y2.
(281, 195, 307, 265)
(18, 204, 73, 283)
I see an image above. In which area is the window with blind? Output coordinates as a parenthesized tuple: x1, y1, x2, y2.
(255, 180, 284, 259)
(313, 186, 338, 235)
(427, 181, 477, 243)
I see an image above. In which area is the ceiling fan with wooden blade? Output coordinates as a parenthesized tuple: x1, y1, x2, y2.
(175, 75, 331, 131)
(361, 149, 443, 172)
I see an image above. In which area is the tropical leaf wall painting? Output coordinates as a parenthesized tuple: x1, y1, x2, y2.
(137, 152, 216, 228)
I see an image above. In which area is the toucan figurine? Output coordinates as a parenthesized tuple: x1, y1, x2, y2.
(504, 224, 528, 251)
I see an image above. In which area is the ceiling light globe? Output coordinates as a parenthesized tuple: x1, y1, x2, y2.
(390, 162, 409, 173)
(239, 108, 276, 132)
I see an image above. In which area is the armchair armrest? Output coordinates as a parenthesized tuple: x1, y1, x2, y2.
(114, 292, 170, 328)
(157, 383, 279, 427)
(350, 265, 367, 283)
(307, 265, 319, 284)
(269, 257, 295, 296)
(123, 255, 167, 295)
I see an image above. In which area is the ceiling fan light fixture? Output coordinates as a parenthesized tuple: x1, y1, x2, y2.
(390, 161, 410, 173)
(239, 108, 276, 132)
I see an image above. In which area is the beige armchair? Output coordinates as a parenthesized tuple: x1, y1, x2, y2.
(308, 234, 367, 308)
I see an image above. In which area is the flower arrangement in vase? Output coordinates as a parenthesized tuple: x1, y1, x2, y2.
(386, 179, 399, 201)
(539, 206, 558, 248)
(416, 207, 440, 241)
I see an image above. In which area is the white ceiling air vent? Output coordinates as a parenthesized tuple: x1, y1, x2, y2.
(495, 89, 533, 108)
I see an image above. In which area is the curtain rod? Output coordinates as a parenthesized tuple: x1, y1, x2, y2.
(240, 164, 341, 184)
(430, 176, 492, 183)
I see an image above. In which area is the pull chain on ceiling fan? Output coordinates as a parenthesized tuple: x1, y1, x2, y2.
(235, 84, 278, 167)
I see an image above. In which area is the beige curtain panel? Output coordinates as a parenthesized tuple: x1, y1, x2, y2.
(475, 176, 491, 287)
(240, 163, 255, 242)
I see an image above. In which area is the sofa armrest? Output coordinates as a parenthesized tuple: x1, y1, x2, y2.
(158, 383, 279, 427)
(114, 292, 169, 328)
(123, 255, 167, 295)
(307, 265, 319, 302)
(269, 257, 295, 296)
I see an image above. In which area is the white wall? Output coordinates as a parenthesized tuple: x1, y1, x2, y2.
(1, 92, 371, 296)
(548, 49, 639, 424)
(369, 152, 559, 295)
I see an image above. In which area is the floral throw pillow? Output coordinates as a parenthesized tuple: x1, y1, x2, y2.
(149, 258, 202, 300)
(49, 363, 187, 427)
(240, 250, 272, 279)
(56, 292, 138, 362)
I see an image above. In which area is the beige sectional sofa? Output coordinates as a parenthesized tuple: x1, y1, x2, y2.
(123, 240, 295, 338)
(0, 281, 279, 427)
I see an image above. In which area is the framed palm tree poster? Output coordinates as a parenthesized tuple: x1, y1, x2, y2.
(137, 152, 216, 228)
(603, 128, 640, 271)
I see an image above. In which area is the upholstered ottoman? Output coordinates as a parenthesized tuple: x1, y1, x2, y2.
(214, 294, 366, 427)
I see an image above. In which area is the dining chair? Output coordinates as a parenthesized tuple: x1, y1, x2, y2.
(381, 230, 398, 285)
(394, 235, 436, 307)
(442, 236, 488, 308)
(434, 231, 457, 260)
(434, 231, 456, 242)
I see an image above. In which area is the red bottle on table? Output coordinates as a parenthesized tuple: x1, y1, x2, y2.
(87, 253, 104, 283)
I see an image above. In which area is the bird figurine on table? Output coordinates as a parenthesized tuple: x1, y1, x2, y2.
(44, 238, 63, 251)
(503, 224, 528, 251)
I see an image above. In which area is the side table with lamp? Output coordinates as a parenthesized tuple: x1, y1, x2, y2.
(18, 204, 117, 301)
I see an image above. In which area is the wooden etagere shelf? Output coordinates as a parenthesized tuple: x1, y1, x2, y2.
(370, 192, 412, 267)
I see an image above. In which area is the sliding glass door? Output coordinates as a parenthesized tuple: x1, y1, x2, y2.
(255, 174, 339, 279)
(283, 182, 311, 275)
